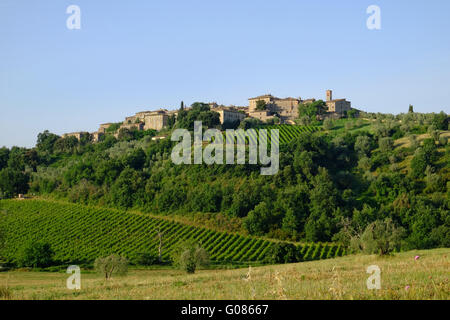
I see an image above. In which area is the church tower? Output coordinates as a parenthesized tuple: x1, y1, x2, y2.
(326, 90, 333, 102)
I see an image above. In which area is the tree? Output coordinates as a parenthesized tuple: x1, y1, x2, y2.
(244, 202, 274, 236)
(355, 219, 405, 255)
(117, 128, 134, 141)
(409, 134, 419, 149)
(0, 147, 9, 171)
(176, 102, 220, 130)
(0, 168, 29, 198)
(378, 137, 394, 153)
(24, 149, 39, 172)
(36, 130, 60, 154)
(431, 111, 448, 130)
(129, 252, 158, 266)
(408, 105, 414, 113)
(354, 136, 372, 157)
(429, 130, 440, 143)
(323, 118, 333, 131)
(281, 209, 299, 235)
(347, 109, 357, 118)
(298, 100, 327, 119)
(298, 115, 311, 126)
(171, 241, 209, 274)
(411, 139, 438, 178)
(94, 255, 128, 280)
(109, 168, 145, 208)
(255, 100, 267, 111)
(305, 168, 338, 242)
(239, 118, 263, 130)
(18, 241, 54, 268)
(7, 147, 26, 171)
(124, 148, 146, 170)
(265, 242, 298, 264)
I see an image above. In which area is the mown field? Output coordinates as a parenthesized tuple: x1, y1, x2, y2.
(0, 200, 344, 265)
(0, 248, 448, 300)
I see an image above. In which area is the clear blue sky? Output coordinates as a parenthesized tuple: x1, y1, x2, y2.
(1, 0, 449, 148)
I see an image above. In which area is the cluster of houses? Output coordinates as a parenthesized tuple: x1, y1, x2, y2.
(63, 90, 352, 142)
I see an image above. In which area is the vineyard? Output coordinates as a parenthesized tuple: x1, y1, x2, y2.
(225, 125, 321, 146)
(0, 200, 344, 266)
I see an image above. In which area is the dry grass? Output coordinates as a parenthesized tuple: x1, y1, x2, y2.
(394, 131, 450, 149)
(0, 248, 448, 300)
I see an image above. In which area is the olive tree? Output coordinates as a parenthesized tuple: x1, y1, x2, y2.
(94, 255, 128, 280)
(353, 219, 405, 256)
(171, 241, 209, 274)
(323, 118, 334, 131)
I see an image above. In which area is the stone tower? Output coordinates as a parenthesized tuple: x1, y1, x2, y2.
(326, 90, 333, 102)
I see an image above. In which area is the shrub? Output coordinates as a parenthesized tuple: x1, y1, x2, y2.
(378, 137, 394, 153)
(345, 121, 353, 130)
(94, 255, 128, 280)
(264, 242, 297, 264)
(354, 219, 405, 256)
(17, 241, 54, 268)
(171, 241, 209, 274)
(129, 252, 159, 266)
(323, 118, 334, 131)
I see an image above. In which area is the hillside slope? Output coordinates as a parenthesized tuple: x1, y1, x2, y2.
(0, 200, 344, 265)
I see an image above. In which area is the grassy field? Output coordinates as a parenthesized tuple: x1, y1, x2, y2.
(394, 131, 450, 149)
(0, 248, 448, 300)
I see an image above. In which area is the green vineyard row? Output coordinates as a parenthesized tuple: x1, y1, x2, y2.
(224, 125, 320, 146)
(0, 200, 343, 265)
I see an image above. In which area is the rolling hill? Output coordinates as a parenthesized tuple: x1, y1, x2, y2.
(0, 199, 344, 266)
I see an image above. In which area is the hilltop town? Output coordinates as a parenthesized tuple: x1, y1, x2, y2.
(63, 90, 353, 141)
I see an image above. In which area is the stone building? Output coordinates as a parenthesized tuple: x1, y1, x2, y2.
(91, 132, 104, 142)
(120, 122, 145, 131)
(123, 116, 138, 125)
(62, 132, 89, 140)
(212, 106, 247, 124)
(98, 123, 113, 134)
(248, 90, 351, 122)
(248, 95, 304, 123)
(248, 110, 275, 122)
(325, 90, 351, 114)
(144, 110, 169, 131)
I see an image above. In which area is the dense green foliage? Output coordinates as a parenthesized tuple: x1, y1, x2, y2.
(255, 100, 267, 111)
(17, 241, 54, 268)
(176, 102, 221, 130)
(0, 107, 448, 259)
(356, 219, 405, 255)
